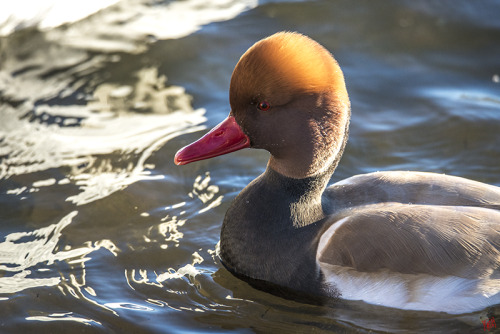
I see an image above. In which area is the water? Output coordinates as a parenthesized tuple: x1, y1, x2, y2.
(1, 0, 500, 332)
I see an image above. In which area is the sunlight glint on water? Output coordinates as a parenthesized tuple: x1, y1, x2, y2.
(1, 0, 500, 332)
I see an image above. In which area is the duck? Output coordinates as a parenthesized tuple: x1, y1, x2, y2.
(174, 31, 500, 314)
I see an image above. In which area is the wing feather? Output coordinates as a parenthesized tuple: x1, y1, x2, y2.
(317, 204, 500, 279)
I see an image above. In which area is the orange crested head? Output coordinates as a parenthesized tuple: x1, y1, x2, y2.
(229, 31, 348, 111)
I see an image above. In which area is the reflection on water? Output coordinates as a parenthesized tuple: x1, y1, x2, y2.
(190, 172, 224, 214)
(0, 0, 120, 36)
(1, 0, 257, 52)
(1, 0, 500, 332)
(2, 66, 206, 205)
(0, 211, 117, 297)
(0, 168, 225, 327)
(144, 171, 223, 248)
(0, 212, 76, 294)
(26, 312, 104, 326)
(125, 251, 203, 290)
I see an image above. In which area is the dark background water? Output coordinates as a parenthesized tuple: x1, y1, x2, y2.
(1, 0, 500, 332)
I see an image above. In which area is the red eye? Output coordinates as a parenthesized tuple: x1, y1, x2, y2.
(257, 101, 271, 111)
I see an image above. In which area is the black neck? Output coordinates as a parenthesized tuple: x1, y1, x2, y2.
(219, 167, 333, 295)
(264, 167, 333, 227)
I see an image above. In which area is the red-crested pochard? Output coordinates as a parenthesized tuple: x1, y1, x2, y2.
(174, 32, 500, 314)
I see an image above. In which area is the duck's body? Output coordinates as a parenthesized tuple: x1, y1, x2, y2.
(222, 167, 500, 313)
(175, 32, 500, 314)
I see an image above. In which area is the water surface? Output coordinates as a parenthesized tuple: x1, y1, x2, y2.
(1, 0, 500, 332)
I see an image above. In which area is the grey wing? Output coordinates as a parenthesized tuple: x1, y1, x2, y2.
(326, 171, 500, 212)
(317, 203, 500, 279)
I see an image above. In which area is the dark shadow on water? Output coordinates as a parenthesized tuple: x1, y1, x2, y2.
(207, 267, 500, 334)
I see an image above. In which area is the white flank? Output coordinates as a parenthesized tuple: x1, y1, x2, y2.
(320, 263, 500, 314)
(317, 216, 500, 314)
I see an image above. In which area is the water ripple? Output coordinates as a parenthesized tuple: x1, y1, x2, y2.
(0, 211, 118, 295)
(1, 67, 207, 205)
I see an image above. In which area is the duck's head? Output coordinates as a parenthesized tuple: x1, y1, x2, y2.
(175, 32, 350, 178)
